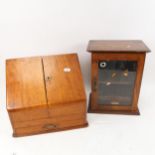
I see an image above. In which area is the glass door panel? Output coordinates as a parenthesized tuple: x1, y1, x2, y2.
(97, 60, 137, 106)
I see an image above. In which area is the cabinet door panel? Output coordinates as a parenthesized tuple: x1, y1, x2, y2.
(97, 60, 137, 106)
(91, 52, 145, 111)
(6, 57, 48, 110)
(43, 54, 86, 106)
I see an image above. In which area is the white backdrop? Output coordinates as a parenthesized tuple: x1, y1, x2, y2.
(0, 0, 154, 155)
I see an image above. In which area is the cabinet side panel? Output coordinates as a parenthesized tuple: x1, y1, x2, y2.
(132, 53, 146, 110)
(90, 54, 99, 109)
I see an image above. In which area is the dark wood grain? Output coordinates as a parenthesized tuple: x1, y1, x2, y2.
(87, 40, 150, 53)
(87, 40, 149, 115)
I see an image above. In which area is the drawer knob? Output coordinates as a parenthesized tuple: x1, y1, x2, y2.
(43, 124, 57, 129)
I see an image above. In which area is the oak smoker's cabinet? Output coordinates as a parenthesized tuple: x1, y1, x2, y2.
(87, 40, 150, 115)
(6, 53, 88, 137)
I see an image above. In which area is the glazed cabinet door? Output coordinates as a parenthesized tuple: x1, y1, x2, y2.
(97, 60, 137, 106)
(91, 53, 145, 111)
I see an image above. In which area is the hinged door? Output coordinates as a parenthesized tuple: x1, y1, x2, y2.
(91, 52, 145, 111)
(43, 54, 86, 106)
(6, 57, 49, 121)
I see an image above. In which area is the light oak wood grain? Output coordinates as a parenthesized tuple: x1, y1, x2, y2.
(6, 57, 47, 110)
(6, 54, 88, 137)
(14, 119, 87, 137)
(43, 54, 86, 105)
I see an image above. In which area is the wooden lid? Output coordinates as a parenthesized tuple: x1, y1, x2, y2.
(6, 57, 47, 111)
(6, 54, 86, 111)
(43, 54, 86, 106)
(87, 40, 151, 53)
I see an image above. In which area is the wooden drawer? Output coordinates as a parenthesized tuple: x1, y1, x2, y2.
(14, 118, 87, 137)
(13, 113, 86, 128)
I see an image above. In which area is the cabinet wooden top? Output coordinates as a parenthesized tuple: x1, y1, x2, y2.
(87, 40, 150, 53)
(6, 54, 86, 111)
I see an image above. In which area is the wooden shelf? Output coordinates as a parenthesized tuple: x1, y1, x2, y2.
(98, 95, 130, 102)
(98, 81, 132, 85)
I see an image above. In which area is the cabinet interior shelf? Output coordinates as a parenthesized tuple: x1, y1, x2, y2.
(98, 95, 130, 102)
(98, 81, 132, 85)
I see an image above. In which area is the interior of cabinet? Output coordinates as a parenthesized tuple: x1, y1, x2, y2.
(97, 60, 137, 106)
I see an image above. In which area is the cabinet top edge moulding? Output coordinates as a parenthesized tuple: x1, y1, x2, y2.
(87, 40, 151, 53)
